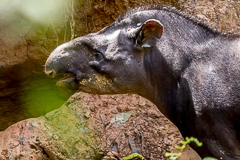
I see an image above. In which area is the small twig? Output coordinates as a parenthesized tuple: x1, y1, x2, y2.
(120, 143, 128, 153)
(64, 11, 67, 42)
(51, 20, 59, 47)
(10, 143, 20, 149)
(83, 8, 89, 33)
(107, 131, 122, 149)
(99, 114, 106, 128)
(10, 137, 25, 149)
(110, 151, 121, 160)
(105, 122, 113, 130)
(140, 129, 144, 155)
(63, 0, 70, 42)
(91, 16, 96, 32)
(70, 0, 75, 40)
(104, 0, 107, 8)
(64, 0, 70, 14)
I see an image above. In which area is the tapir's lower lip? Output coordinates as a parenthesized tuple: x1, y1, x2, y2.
(55, 73, 80, 90)
(56, 77, 79, 90)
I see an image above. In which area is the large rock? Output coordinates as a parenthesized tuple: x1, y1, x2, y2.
(0, 93, 201, 160)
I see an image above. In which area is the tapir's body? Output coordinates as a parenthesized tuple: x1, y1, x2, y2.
(45, 6, 240, 159)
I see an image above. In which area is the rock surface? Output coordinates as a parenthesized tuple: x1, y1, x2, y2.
(0, 93, 201, 160)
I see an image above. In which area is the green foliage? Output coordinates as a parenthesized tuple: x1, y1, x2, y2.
(165, 152, 182, 160)
(165, 137, 219, 160)
(203, 157, 218, 160)
(124, 137, 218, 160)
(0, 0, 65, 25)
(123, 153, 144, 160)
(165, 137, 202, 160)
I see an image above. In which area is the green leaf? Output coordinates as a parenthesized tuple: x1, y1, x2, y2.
(203, 157, 218, 160)
(175, 145, 185, 150)
(123, 153, 144, 160)
(165, 152, 181, 159)
(165, 137, 203, 159)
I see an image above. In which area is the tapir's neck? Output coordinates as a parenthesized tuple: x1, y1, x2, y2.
(142, 47, 197, 133)
(142, 47, 180, 122)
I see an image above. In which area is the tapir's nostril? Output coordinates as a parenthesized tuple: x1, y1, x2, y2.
(45, 70, 57, 78)
(48, 71, 53, 77)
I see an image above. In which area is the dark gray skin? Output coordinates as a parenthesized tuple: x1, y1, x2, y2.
(45, 6, 240, 159)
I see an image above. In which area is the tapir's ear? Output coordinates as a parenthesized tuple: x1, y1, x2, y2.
(135, 19, 163, 48)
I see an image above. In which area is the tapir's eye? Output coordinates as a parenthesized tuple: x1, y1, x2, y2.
(93, 52, 103, 61)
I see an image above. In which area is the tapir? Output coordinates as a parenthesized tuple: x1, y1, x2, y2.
(45, 6, 240, 159)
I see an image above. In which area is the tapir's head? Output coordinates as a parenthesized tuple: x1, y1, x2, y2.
(45, 15, 163, 96)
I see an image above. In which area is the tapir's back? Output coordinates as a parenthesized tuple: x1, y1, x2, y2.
(181, 36, 240, 112)
(179, 36, 240, 159)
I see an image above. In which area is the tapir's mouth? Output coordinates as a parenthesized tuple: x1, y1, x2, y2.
(55, 73, 80, 90)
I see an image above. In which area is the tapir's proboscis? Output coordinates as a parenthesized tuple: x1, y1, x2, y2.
(45, 6, 240, 159)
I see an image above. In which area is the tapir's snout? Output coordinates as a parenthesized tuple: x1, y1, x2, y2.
(45, 42, 86, 90)
(45, 42, 72, 77)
